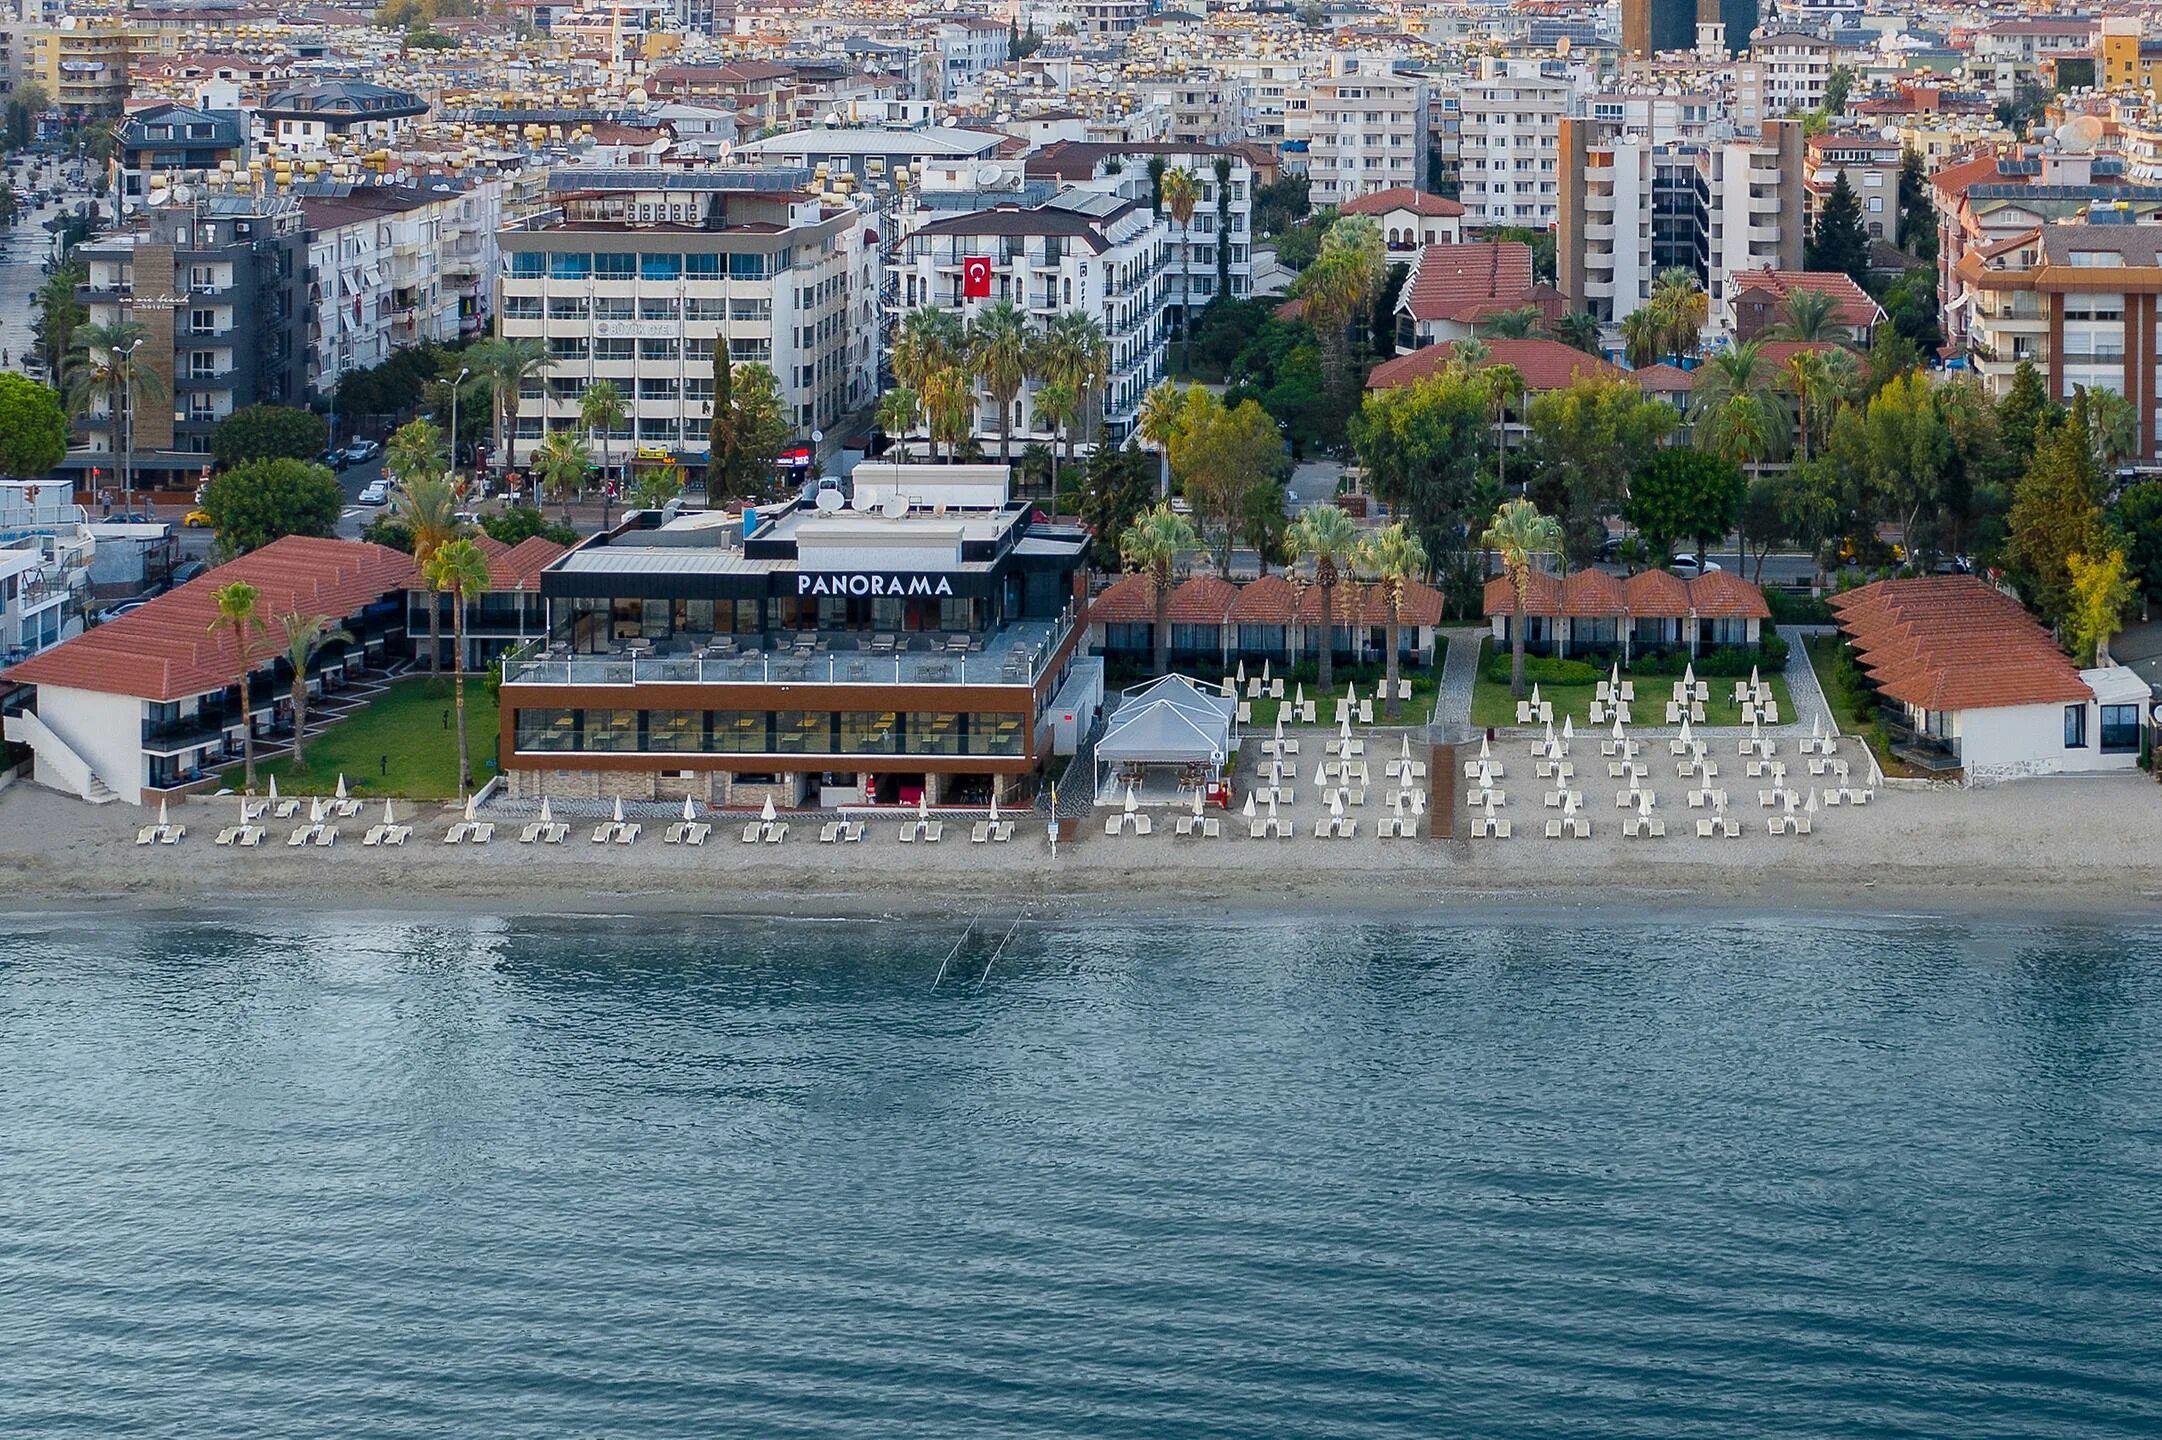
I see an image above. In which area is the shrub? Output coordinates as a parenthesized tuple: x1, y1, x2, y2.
(1483, 654, 1603, 687)
(1765, 588, 1830, 625)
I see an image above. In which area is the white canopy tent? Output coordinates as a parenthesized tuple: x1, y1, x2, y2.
(1093, 674, 1238, 806)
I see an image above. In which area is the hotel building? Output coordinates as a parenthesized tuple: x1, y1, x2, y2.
(496, 168, 875, 472)
(494, 465, 1093, 810)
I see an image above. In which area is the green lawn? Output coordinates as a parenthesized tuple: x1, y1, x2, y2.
(1236, 642, 1448, 728)
(1471, 638, 1794, 729)
(230, 677, 500, 800)
(1803, 632, 1925, 779)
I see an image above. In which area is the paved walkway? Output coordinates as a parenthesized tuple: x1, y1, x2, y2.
(1431, 626, 1487, 731)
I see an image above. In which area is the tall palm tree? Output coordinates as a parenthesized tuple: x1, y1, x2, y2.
(1691, 341, 1788, 469)
(1298, 215, 1385, 392)
(1620, 307, 1662, 370)
(920, 363, 974, 460)
(36, 263, 86, 377)
(209, 580, 266, 790)
(1360, 521, 1428, 721)
(533, 428, 592, 524)
(579, 379, 626, 494)
(1159, 165, 1201, 374)
(65, 318, 167, 504)
(386, 416, 445, 492)
(1035, 379, 1078, 483)
(277, 612, 353, 774)
(967, 300, 1033, 462)
(891, 308, 963, 400)
(1476, 306, 1542, 340)
(465, 336, 555, 473)
(1286, 502, 1362, 692)
(1119, 502, 1201, 676)
(1650, 268, 1707, 361)
(1481, 497, 1562, 698)
(422, 537, 493, 795)
(1552, 309, 1603, 356)
(1136, 380, 1188, 500)
(1039, 311, 1109, 469)
(1770, 287, 1841, 342)
(392, 463, 460, 674)
(2083, 384, 2141, 474)
(874, 387, 920, 460)
(1481, 362, 1525, 491)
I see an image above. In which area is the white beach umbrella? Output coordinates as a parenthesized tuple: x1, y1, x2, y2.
(1810, 713, 1823, 743)
(919, 792, 931, 821)
(991, 793, 1001, 823)
(1530, 682, 1542, 706)
(761, 795, 777, 823)
(1611, 717, 1626, 745)
(1782, 789, 1798, 815)
(1400, 734, 1412, 763)
(1266, 791, 1279, 821)
(1314, 760, 1327, 786)
(613, 794, 625, 825)
(1610, 661, 1621, 690)
(1477, 733, 1492, 762)
(1750, 664, 1761, 689)
(1261, 658, 1271, 686)
(267, 775, 279, 802)
(1564, 789, 1580, 818)
(1330, 790, 1345, 818)
(1273, 715, 1286, 743)
(1678, 716, 1693, 747)
(1339, 713, 1353, 742)
(237, 793, 250, 826)
(382, 798, 397, 825)
(1637, 790, 1653, 819)
(465, 792, 480, 822)
(1123, 783, 1137, 815)
(1192, 788, 1205, 818)
(309, 796, 324, 824)
(1235, 659, 1247, 686)
(1243, 793, 1256, 819)
(1345, 680, 1358, 706)
(1683, 661, 1696, 688)
(156, 797, 170, 829)
(1542, 719, 1556, 751)
(335, 773, 349, 801)
(540, 795, 554, 824)
(1805, 789, 1819, 815)
(1483, 794, 1498, 823)
(1562, 715, 1575, 741)
(1294, 681, 1306, 708)
(683, 795, 698, 821)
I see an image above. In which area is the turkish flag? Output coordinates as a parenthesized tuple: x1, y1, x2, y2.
(962, 255, 992, 298)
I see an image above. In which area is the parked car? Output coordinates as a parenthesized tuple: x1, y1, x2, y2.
(1668, 554, 1724, 579)
(170, 561, 209, 586)
(344, 439, 381, 465)
(318, 447, 346, 471)
(357, 480, 390, 506)
(184, 509, 213, 527)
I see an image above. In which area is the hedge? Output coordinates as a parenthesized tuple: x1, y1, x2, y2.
(1484, 632, 1787, 685)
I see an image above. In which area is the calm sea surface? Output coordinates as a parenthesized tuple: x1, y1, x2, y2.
(2, 907, 2159, 1438)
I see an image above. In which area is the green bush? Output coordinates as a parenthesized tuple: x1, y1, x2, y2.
(1483, 654, 1604, 687)
(1765, 588, 1831, 625)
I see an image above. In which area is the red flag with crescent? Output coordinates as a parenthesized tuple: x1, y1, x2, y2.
(963, 255, 992, 298)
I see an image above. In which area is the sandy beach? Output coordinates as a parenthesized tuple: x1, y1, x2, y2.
(6, 750, 2162, 922)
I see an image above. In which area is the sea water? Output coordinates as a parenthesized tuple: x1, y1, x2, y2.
(1, 907, 2158, 1438)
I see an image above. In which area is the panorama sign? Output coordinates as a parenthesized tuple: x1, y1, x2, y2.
(797, 572, 956, 598)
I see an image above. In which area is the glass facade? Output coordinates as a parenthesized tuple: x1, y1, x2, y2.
(510, 708, 1029, 758)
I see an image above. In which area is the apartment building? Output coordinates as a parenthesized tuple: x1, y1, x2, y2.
(935, 16, 1009, 99)
(1968, 18, 2095, 99)
(496, 169, 870, 471)
(1304, 56, 1430, 210)
(1558, 117, 1803, 326)
(1342, 186, 1465, 252)
(1132, 68, 1250, 149)
(646, 60, 795, 129)
(300, 182, 502, 398)
(256, 81, 429, 157)
(109, 103, 248, 215)
(1958, 222, 2162, 461)
(1458, 58, 1570, 229)
(71, 195, 308, 485)
(1222, 54, 1312, 144)
(24, 19, 161, 116)
(1752, 27, 1836, 116)
(895, 190, 1167, 447)
(1025, 139, 1256, 313)
(0, 484, 95, 688)
(1803, 132, 1901, 238)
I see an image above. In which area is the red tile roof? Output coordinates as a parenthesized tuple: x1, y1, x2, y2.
(1561, 567, 1625, 617)
(1829, 576, 2090, 712)
(10, 536, 416, 703)
(1399, 242, 1536, 323)
(1622, 567, 1689, 617)
(1728, 268, 1885, 329)
(1227, 573, 1300, 624)
(1687, 569, 1772, 620)
(1166, 574, 1239, 623)
(1341, 186, 1465, 219)
(1631, 363, 1695, 394)
(464, 534, 567, 590)
(1369, 337, 1626, 393)
(1482, 569, 1562, 617)
(1089, 571, 1155, 624)
(1484, 567, 1770, 620)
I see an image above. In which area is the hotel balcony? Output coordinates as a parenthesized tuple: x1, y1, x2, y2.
(501, 606, 1078, 692)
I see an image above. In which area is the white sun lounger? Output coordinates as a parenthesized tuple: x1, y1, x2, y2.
(312, 826, 338, 847)
(760, 822, 785, 843)
(742, 821, 764, 844)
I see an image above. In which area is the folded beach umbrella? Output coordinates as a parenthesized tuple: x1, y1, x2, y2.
(335, 774, 349, 801)
(612, 794, 625, 825)
(268, 775, 280, 803)
(540, 795, 554, 825)
(1243, 793, 1256, 819)
(683, 795, 698, 821)
(761, 795, 777, 824)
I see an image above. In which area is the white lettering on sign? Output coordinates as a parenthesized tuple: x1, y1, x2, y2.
(797, 574, 957, 598)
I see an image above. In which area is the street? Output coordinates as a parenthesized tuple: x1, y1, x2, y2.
(0, 157, 84, 369)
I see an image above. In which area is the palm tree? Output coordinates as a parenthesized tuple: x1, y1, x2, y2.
(208, 581, 266, 790)
(1286, 502, 1362, 692)
(64, 318, 167, 505)
(1770, 287, 1841, 342)
(1482, 362, 1525, 490)
(1481, 497, 1562, 698)
(1039, 310, 1110, 467)
(874, 387, 921, 459)
(920, 363, 974, 460)
(1477, 306, 1542, 340)
(1650, 268, 1707, 361)
(2083, 384, 2141, 474)
(579, 379, 626, 494)
(533, 427, 592, 524)
(386, 417, 445, 491)
(1035, 379, 1079, 483)
(968, 300, 1033, 462)
(392, 462, 460, 674)
(1691, 341, 1788, 469)
(465, 336, 555, 473)
(891, 308, 964, 443)
(1620, 307, 1662, 370)
(422, 537, 493, 795)
(36, 264, 86, 377)
(1360, 522, 1429, 721)
(1552, 309, 1603, 356)
(1298, 215, 1385, 392)
(277, 612, 353, 774)
(1119, 502, 1201, 676)
(1159, 166, 1201, 374)
(1136, 380, 1187, 501)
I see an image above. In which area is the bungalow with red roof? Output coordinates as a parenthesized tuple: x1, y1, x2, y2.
(1340, 186, 1465, 252)
(1725, 269, 1885, 347)
(3, 537, 417, 805)
(408, 534, 567, 671)
(1482, 567, 1772, 660)
(1091, 571, 1445, 671)
(1828, 576, 2148, 781)
(1390, 241, 1559, 348)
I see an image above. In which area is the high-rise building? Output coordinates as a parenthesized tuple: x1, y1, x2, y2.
(1623, 0, 1758, 59)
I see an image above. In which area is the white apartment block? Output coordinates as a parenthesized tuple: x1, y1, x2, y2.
(1031, 142, 1257, 312)
(496, 171, 871, 470)
(892, 190, 1168, 445)
(1751, 28, 1836, 116)
(935, 16, 1010, 99)
(1458, 58, 1571, 229)
(1221, 55, 1313, 143)
(1304, 56, 1430, 209)
(1133, 69, 1251, 148)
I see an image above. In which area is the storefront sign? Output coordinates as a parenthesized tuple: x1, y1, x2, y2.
(797, 573, 956, 598)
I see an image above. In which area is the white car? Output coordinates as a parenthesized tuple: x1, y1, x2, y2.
(357, 480, 391, 506)
(1669, 554, 1724, 579)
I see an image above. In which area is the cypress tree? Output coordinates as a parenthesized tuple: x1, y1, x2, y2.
(1805, 172, 1871, 286)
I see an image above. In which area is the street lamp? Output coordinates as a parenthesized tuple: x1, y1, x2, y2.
(114, 338, 142, 515)
(448, 366, 471, 476)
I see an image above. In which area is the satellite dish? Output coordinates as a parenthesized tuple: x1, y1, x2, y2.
(976, 163, 1000, 185)
(942, 116, 958, 128)
(2058, 114, 2105, 153)
(814, 486, 844, 513)
(883, 492, 909, 519)
(716, 141, 733, 163)
(170, 183, 194, 204)
(851, 485, 879, 512)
